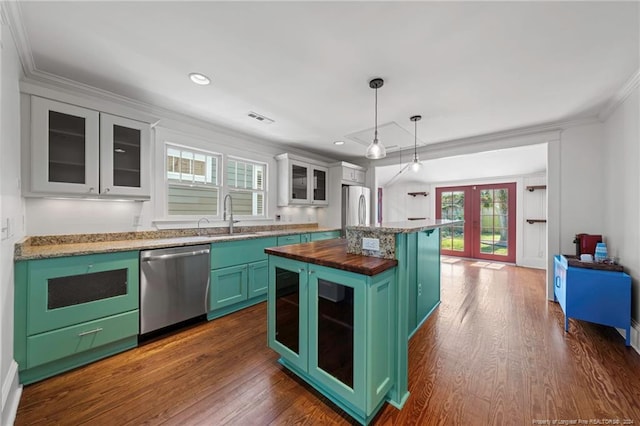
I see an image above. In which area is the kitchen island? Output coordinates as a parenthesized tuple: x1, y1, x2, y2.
(265, 219, 461, 424)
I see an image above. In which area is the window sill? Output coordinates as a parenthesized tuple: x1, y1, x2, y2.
(153, 217, 275, 230)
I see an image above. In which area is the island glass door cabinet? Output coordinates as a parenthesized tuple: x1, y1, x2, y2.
(268, 255, 395, 424)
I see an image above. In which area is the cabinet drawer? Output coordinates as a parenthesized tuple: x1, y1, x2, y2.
(27, 310, 138, 368)
(277, 234, 302, 246)
(310, 231, 340, 241)
(27, 252, 139, 335)
(211, 237, 277, 269)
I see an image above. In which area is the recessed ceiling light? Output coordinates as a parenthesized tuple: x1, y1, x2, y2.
(333, 141, 345, 145)
(189, 72, 211, 85)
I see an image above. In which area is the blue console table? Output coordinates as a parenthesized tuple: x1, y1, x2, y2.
(554, 255, 631, 346)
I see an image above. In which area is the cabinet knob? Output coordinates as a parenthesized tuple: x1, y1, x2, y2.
(104, 188, 110, 193)
(309, 270, 315, 275)
(88, 187, 95, 193)
(298, 268, 305, 273)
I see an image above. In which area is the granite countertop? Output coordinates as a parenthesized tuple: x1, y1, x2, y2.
(265, 238, 397, 276)
(15, 225, 340, 261)
(348, 218, 464, 234)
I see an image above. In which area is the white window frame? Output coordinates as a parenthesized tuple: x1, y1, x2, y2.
(225, 155, 268, 219)
(154, 129, 224, 221)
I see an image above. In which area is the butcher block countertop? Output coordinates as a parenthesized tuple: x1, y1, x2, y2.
(265, 238, 397, 276)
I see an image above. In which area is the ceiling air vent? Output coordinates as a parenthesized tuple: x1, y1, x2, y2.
(247, 111, 274, 124)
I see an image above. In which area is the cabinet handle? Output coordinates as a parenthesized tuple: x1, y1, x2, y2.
(104, 188, 110, 193)
(88, 187, 95, 193)
(309, 270, 315, 275)
(555, 277, 561, 288)
(298, 268, 305, 273)
(78, 328, 103, 337)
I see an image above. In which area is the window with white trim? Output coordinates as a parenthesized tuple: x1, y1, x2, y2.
(226, 157, 266, 217)
(166, 144, 221, 216)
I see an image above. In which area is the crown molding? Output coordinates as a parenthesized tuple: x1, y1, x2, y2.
(598, 69, 640, 122)
(2, 1, 33, 77)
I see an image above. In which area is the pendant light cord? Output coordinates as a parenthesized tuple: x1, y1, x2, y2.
(374, 87, 379, 142)
(414, 119, 417, 159)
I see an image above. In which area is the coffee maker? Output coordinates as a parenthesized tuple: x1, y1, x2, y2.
(573, 233, 602, 256)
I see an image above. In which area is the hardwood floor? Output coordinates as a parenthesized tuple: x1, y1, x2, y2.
(15, 259, 640, 425)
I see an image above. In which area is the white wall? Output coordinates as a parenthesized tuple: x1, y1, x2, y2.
(520, 174, 547, 269)
(382, 181, 432, 222)
(557, 122, 605, 254)
(603, 85, 640, 324)
(1, 15, 25, 426)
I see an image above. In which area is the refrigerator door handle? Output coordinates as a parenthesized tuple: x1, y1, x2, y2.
(358, 194, 366, 225)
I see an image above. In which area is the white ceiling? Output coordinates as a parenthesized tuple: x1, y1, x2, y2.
(15, 1, 640, 160)
(376, 143, 547, 186)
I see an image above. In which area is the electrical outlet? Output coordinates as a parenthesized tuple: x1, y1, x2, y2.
(362, 237, 380, 251)
(133, 215, 142, 227)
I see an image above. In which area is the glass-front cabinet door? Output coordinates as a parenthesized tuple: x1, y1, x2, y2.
(290, 161, 309, 204)
(308, 265, 365, 409)
(31, 97, 100, 194)
(268, 256, 308, 370)
(311, 166, 328, 205)
(100, 114, 150, 198)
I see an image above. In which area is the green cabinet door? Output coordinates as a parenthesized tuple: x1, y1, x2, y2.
(248, 260, 268, 297)
(268, 255, 308, 371)
(211, 264, 248, 311)
(26, 251, 139, 335)
(417, 229, 441, 324)
(307, 264, 366, 411)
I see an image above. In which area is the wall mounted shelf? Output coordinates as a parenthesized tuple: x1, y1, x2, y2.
(526, 185, 547, 192)
(408, 192, 429, 197)
(526, 219, 547, 224)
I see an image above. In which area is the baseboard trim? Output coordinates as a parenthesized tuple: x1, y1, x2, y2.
(1, 360, 23, 426)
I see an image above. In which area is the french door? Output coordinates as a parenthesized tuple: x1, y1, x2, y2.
(436, 183, 516, 263)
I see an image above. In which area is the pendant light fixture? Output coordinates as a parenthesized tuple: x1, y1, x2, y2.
(365, 78, 387, 159)
(410, 115, 422, 172)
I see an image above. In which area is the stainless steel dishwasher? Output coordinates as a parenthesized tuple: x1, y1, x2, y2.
(140, 244, 211, 334)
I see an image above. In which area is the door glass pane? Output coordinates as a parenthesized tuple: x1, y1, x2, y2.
(275, 267, 300, 354)
(48, 111, 86, 184)
(113, 125, 141, 188)
(440, 191, 465, 252)
(313, 169, 326, 201)
(317, 279, 354, 389)
(291, 164, 307, 200)
(48, 269, 127, 309)
(479, 188, 509, 256)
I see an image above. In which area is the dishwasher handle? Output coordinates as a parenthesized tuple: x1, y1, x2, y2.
(141, 248, 210, 262)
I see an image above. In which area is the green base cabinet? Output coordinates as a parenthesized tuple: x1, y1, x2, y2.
(405, 228, 441, 337)
(268, 255, 396, 425)
(14, 251, 140, 384)
(208, 237, 276, 320)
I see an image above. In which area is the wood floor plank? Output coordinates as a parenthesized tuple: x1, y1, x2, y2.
(15, 259, 640, 425)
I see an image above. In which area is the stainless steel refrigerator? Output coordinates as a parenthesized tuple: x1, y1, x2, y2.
(342, 185, 370, 235)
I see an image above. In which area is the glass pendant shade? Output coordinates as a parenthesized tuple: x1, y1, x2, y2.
(411, 156, 422, 172)
(366, 138, 386, 159)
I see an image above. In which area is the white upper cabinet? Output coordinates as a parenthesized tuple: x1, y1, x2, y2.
(99, 114, 150, 198)
(341, 165, 366, 185)
(276, 153, 328, 206)
(31, 97, 100, 195)
(28, 97, 150, 199)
